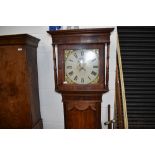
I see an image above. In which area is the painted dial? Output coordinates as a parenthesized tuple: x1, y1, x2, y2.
(65, 49, 99, 84)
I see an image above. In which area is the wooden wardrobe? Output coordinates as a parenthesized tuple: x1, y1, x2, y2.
(0, 34, 43, 129)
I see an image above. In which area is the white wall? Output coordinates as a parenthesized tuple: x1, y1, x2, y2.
(0, 26, 117, 129)
(101, 27, 117, 128)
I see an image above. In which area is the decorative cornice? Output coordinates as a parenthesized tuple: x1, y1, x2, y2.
(47, 28, 114, 35)
(47, 28, 114, 45)
(0, 34, 40, 47)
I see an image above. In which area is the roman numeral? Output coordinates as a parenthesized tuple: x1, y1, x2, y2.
(91, 71, 97, 76)
(92, 58, 96, 62)
(68, 71, 74, 76)
(93, 66, 98, 68)
(67, 66, 72, 69)
(74, 53, 78, 58)
(74, 75, 78, 81)
(81, 78, 84, 83)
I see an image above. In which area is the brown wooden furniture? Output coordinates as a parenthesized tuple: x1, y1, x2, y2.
(115, 60, 124, 129)
(48, 28, 114, 129)
(0, 34, 43, 129)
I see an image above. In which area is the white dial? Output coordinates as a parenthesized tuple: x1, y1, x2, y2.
(65, 49, 99, 84)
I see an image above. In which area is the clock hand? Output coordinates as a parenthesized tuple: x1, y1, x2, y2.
(78, 60, 82, 68)
(78, 59, 86, 72)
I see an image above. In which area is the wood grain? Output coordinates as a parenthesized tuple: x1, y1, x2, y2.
(48, 28, 114, 129)
(0, 34, 42, 129)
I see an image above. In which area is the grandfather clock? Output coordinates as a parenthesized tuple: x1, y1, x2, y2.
(48, 28, 114, 129)
(0, 34, 43, 129)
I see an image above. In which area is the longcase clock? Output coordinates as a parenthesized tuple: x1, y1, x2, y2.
(48, 28, 114, 129)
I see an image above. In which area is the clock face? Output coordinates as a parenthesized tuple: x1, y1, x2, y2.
(65, 49, 99, 84)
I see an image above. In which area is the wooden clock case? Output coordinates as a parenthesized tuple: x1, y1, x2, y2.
(0, 34, 43, 129)
(48, 28, 114, 129)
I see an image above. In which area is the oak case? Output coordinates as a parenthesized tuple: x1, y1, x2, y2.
(0, 34, 43, 129)
(48, 28, 114, 129)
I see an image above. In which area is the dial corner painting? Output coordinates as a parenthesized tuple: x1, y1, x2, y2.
(64, 49, 99, 84)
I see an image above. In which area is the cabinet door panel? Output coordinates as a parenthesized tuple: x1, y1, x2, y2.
(67, 108, 96, 129)
(0, 46, 31, 128)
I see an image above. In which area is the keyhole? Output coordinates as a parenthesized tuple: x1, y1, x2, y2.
(17, 48, 23, 51)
